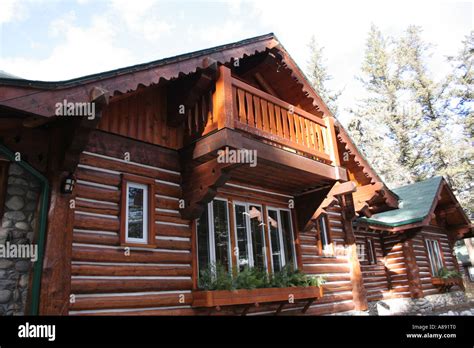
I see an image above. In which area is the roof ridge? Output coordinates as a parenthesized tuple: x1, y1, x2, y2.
(0, 32, 276, 88)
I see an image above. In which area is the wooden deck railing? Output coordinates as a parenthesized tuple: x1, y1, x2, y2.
(185, 65, 340, 166)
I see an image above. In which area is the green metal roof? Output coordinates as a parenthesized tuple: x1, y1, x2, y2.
(358, 176, 443, 228)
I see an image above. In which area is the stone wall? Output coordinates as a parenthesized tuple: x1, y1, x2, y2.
(0, 163, 40, 315)
(367, 291, 469, 315)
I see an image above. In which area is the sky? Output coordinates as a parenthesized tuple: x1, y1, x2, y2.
(0, 0, 472, 124)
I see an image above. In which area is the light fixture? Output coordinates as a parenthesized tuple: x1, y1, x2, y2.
(62, 173, 76, 194)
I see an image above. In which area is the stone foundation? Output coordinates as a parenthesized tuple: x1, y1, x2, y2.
(367, 291, 469, 315)
(0, 163, 40, 315)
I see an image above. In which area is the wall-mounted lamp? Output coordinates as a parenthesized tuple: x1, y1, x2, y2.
(61, 173, 76, 194)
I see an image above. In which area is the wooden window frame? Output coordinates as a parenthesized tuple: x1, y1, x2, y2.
(196, 198, 233, 275)
(425, 238, 445, 277)
(196, 197, 299, 278)
(0, 160, 10, 220)
(232, 201, 268, 272)
(316, 214, 333, 257)
(266, 206, 297, 272)
(120, 173, 156, 248)
(366, 238, 377, 265)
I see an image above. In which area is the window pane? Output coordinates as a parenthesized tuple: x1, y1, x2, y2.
(280, 210, 295, 269)
(213, 200, 230, 272)
(249, 205, 266, 271)
(433, 241, 443, 272)
(268, 209, 282, 272)
(319, 216, 329, 247)
(234, 204, 250, 271)
(197, 204, 210, 273)
(127, 185, 146, 240)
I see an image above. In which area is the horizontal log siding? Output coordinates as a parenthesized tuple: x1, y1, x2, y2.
(353, 226, 389, 302)
(413, 227, 461, 295)
(69, 144, 193, 315)
(68, 133, 357, 315)
(299, 201, 356, 315)
(382, 233, 411, 299)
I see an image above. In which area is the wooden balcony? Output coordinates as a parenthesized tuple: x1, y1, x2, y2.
(184, 66, 341, 167)
(179, 66, 346, 218)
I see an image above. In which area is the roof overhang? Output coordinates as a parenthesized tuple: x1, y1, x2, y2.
(356, 177, 472, 238)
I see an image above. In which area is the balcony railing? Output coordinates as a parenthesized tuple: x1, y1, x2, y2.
(184, 66, 340, 166)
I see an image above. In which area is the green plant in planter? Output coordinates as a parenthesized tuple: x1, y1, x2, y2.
(436, 267, 462, 279)
(232, 266, 269, 289)
(198, 262, 233, 290)
(270, 264, 326, 288)
(198, 262, 326, 290)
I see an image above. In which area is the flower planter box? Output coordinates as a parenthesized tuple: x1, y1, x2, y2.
(432, 277, 465, 292)
(192, 286, 323, 309)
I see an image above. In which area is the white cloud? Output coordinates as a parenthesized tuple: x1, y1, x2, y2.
(0, 0, 28, 24)
(0, 13, 135, 80)
(108, 0, 174, 41)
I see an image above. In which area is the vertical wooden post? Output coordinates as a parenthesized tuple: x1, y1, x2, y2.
(323, 116, 341, 167)
(39, 127, 75, 315)
(215, 65, 234, 130)
(402, 237, 423, 298)
(191, 220, 198, 290)
(348, 243, 368, 311)
(227, 199, 238, 276)
(262, 204, 273, 274)
(379, 233, 392, 290)
(291, 208, 304, 270)
(40, 171, 74, 315)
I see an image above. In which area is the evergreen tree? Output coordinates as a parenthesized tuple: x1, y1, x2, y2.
(348, 25, 418, 186)
(445, 32, 474, 216)
(307, 35, 341, 115)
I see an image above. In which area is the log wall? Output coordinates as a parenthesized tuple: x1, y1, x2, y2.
(66, 136, 359, 315)
(353, 226, 390, 302)
(412, 226, 461, 296)
(68, 131, 194, 315)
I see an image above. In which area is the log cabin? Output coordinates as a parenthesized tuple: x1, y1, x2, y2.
(0, 33, 472, 316)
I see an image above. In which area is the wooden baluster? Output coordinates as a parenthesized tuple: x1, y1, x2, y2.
(232, 87, 238, 127)
(208, 90, 214, 130)
(281, 108, 289, 140)
(299, 116, 306, 146)
(288, 111, 295, 141)
(187, 108, 192, 136)
(274, 105, 283, 137)
(194, 102, 199, 133)
(268, 103, 276, 133)
(304, 118, 313, 149)
(246, 92, 254, 127)
(261, 99, 270, 132)
(315, 124, 324, 153)
(294, 114, 300, 144)
(201, 94, 207, 125)
(254, 96, 263, 130)
(237, 89, 246, 124)
(308, 122, 316, 150)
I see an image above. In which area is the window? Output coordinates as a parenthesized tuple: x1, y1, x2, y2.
(468, 266, 474, 282)
(425, 239, 444, 276)
(316, 215, 332, 256)
(366, 238, 377, 265)
(196, 199, 298, 278)
(0, 160, 9, 220)
(120, 174, 155, 246)
(197, 199, 232, 274)
(233, 203, 267, 272)
(267, 207, 297, 272)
